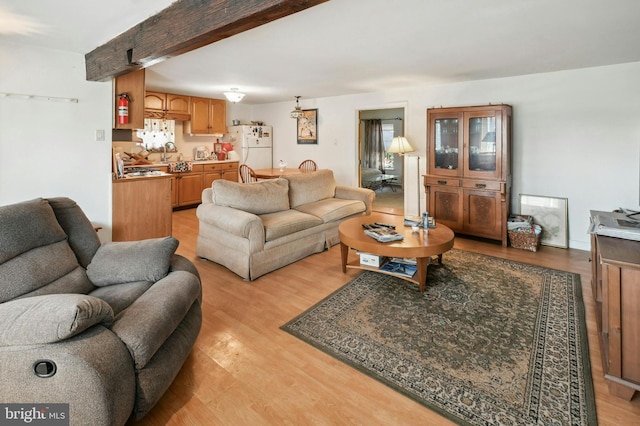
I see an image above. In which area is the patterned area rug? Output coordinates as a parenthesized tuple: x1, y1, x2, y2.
(281, 249, 597, 425)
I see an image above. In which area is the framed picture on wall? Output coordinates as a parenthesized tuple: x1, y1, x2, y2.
(297, 109, 318, 144)
(519, 194, 569, 248)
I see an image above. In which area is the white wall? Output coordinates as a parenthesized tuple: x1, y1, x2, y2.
(1, 40, 637, 250)
(0, 42, 113, 240)
(253, 62, 640, 250)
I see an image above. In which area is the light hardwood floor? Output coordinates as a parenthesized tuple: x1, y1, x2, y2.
(135, 208, 640, 425)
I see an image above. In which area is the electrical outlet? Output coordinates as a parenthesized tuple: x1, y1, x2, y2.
(95, 129, 105, 142)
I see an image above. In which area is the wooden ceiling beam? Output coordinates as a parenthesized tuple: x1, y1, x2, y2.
(85, 0, 328, 82)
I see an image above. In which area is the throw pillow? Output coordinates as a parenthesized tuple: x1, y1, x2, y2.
(0, 294, 113, 346)
(86, 236, 179, 286)
(212, 178, 290, 214)
(286, 169, 336, 208)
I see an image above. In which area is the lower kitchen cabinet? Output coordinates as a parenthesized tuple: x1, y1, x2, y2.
(112, 176, 172, 241)
(176, 172, 203, 206)
(165, 162, 239, 208)
(203, 162, 239, 187)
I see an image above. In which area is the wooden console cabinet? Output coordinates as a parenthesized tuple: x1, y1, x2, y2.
(591, 232, 640, 400)
(424, 105, 512, 246)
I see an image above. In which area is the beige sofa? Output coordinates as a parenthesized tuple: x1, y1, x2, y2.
(196, 169, 375, 280)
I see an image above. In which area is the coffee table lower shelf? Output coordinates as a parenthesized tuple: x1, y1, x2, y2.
(345, 259, 428, 288)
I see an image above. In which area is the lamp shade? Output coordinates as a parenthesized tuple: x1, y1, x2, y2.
(387, 136, 415, 155)
(224, 88, 245, 103)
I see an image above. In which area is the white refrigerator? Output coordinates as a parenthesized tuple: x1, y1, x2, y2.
(227, 125, 273, 169)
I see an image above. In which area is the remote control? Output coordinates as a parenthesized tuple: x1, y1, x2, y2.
(374, 222, 396, 229)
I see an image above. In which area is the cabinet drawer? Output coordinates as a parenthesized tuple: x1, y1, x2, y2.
(462, 179, 501, 191)
(202, 162, 237, 172)
(424, 176, 460, 187)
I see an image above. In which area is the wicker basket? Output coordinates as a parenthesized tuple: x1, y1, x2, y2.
(508, 228, 541, 252)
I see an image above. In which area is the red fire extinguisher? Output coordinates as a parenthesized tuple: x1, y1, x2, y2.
(117, 93, 130, 125)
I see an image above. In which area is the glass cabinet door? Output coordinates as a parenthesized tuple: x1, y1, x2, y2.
(428, 112, 463, 176)
(464, 111, 501, 179)
(468, 115, 496, 172)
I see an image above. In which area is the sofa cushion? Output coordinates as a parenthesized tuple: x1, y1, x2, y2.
(87, 237, 179, 287)
(0, 198, 94, 303)
(0, 294, 113, 346)
(260, 210, 323, 241)
(89, 281, 153, 316)
(286, 169, 336, 208)
(295, 198, 366, 223)
(212, 178, 290, 214)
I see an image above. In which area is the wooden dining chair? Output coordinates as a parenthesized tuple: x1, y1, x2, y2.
(239, 164, 258, 183)
(298, 159, 317, 172)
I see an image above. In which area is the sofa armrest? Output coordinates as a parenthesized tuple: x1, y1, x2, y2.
(196, 203, 264, 238)
(202, 187, 214, 204)
(0, 294, 114, 346)
(335, 185, 375, 215)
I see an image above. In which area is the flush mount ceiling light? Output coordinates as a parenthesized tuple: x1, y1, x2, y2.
(223, 88, 245, 103)
(290, 96, 304, 119)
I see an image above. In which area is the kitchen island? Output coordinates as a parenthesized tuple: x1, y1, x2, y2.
(112, 173, 173, 241)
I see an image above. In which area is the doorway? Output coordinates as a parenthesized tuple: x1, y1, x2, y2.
(358, 107, 405, 215)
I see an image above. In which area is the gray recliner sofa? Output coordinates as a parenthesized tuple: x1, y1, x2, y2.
(0, 197, 202, 425)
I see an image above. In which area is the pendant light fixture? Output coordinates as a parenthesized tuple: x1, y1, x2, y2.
(223, 88, 245, 103)
(290, 96, 304, 119)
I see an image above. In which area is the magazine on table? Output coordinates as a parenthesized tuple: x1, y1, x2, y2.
(362, 223, 404, 242)
(380, 261, 417, 278)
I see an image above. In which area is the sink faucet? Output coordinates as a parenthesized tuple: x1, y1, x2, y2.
(162, 142, 176, 162)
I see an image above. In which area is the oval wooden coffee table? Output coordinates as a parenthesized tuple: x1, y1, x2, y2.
(339, 212, 455, 292)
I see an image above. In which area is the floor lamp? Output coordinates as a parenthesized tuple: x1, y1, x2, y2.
(387, 136, 420, 216)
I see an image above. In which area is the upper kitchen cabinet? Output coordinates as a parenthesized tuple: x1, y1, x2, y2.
(114, 69, 145, 130)
(145, 91, 191, 121)
(185, 96, 226, 135)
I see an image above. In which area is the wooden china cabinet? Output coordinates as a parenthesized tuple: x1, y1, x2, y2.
(424, 104, 512, 246)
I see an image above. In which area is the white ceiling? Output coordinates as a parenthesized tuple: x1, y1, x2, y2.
(2, 0, 639, 104)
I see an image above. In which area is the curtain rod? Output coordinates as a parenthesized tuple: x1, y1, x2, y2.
(360, 117, 403, 121)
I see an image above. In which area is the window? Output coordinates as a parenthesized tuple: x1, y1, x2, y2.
(382, 123, 395, 170)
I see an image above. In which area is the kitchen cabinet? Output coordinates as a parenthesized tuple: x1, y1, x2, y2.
(424, 104, 512, 246)
(112, 175, 172, 241)
(186, 96, 226, 134)
(202, 162, 239, 187)
(160, 161, 238, 208)
(114, 69, 145, 130)
(144, 91, 190, 121)
(591, 232, 640, 400)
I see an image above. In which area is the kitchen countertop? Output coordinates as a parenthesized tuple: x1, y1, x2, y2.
(113, 171, 172, 183)
(124, 159, 239, 168)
